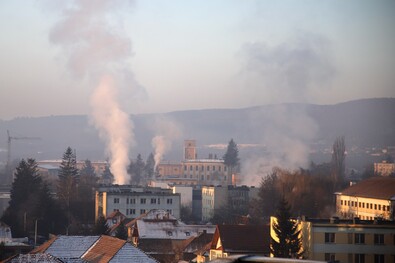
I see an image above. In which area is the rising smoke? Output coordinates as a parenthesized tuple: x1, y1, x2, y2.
(151, 116, 183, 169)
(239, 33, 335, 185)
(49, 0, 139, 184)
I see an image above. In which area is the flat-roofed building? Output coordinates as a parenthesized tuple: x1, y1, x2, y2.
(335, 177, 395, 220)
(95, 185, 181, 220)
(292, 217, 395, 263)
(201, 185, 258, 222)
(374, 161, 395, 176)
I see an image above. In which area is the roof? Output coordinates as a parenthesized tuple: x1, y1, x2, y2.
(44, 236, 100, 259)
(211, 225, 270, 254)
(82, 236, 125, 262)
(29, 235, 156, 263)
(339, 177, 395, 200)
(183, 232, 213, 254)
(8, 253, 64, 263)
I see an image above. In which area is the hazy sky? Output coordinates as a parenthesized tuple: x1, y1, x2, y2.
(0, 0, 394, 120)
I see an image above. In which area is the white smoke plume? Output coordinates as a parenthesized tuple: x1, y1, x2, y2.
(151, 116, 183, 169)
(238, 33, 334, 185)
(49, 0, 139, 184)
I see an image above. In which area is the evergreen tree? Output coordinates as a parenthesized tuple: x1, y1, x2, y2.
(115, 220, 128, 240)
(94, 215, 109, 235)
(128, 154, 145, 185)
(145, 153, 156, 180)
(331, 136, 346, 190)
(271, 197, 303, 258)
(223, 138, 240, 174)
(77, 159, 98, 224)
(57, 147, 79, 233)
(101, 165, 114, 185)
(1, 159, 66, 237)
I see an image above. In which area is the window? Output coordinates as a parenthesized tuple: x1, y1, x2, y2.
(325, 253, 336, 262)
(184, 165, 187, 171)
(382, 206, 386, 211)
(207, 166, 210, 171)
(126, 198, 129, 204)
(219, 166, 221, 172)
(167, 209, 172, 214)
(375, 204, 377, 210)
(140, 198, 146, 204)
(341, 200, 343, 205)
(355, 254, 365, 263)
(151, 198, 156, 204)
(362, 203, 365, 208)
(370, 203, 373, 209)
(374, 234, 384, 245)
(130, 209, 136, 215)
(213, 166, 215, 171)
(167, 198, 173, 204)
(185, 232, 190, 236)
(190, 165, 193, 171)
(140, 209, 146, 214)
(355, 233, 365, 244)
(378, 205, 381, 210)
(325, 233, 335, 243)
(374, 255, 384, 263)
(126, 209, 129, 215)
(114, 198, 120, 204)
(167, 231, 173, 236)
(351, 201, 354, 207)
(131, 198, 136, 204)
(158, 198, 160, 204)
(196, 165, 198, 171)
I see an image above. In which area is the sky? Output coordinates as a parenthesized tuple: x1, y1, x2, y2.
(0, 0, 394, 120)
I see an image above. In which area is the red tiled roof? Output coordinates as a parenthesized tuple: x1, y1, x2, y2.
(340, 177, 395, 200)
(82, 235, 125, 263)
(211, 225, 270, 254)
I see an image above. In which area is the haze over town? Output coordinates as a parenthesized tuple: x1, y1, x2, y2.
(0, 0, 394, 120)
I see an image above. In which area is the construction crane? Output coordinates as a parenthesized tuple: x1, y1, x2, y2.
(7, 130, 41, 168)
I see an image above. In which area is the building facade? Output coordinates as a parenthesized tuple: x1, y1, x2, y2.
(295, 217, 395, 263)
(374, 161, 395, 176)
(156, 140, 236, 186)
(95, 185, 181, 220)
(201, 185, 258, 222)
(335, 177, 395, 220)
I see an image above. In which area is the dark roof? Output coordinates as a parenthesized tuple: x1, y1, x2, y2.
(339, 177, 395, 200)
(183, 232, 213, 254)
(211, 225, 270, 254)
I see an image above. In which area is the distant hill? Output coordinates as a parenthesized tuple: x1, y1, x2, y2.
(1, 98, 394, 169)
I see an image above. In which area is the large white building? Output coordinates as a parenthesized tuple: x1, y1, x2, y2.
(95, 185, 181, 220)
(156, 140, 237, 186)
(335, 177, 395, 220)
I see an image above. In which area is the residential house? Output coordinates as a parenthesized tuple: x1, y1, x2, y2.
(3, 235, 157, 263)
(126, 209, 215, 262)
(209, 225, 270, 261)
(182, 231, 213, 262)
(0, 221, 31, 261)
(335, 177, 395, 220)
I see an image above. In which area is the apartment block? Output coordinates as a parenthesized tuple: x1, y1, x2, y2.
(95, 185, 181, 220)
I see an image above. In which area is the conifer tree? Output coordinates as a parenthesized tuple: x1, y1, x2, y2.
(223, 138, 240, 174)
(271, 197, 303, 258)
(94, 215, 109, 235)
(115, 220, 128, 240)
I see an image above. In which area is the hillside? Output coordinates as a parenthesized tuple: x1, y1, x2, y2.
(0, 98, 394, 170)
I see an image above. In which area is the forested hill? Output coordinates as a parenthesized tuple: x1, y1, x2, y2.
(0, 98, 394, 163)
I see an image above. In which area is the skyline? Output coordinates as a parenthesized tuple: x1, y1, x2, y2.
(0, 0, 395, 120)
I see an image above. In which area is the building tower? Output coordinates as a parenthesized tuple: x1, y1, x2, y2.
(184, 140, 197, 160)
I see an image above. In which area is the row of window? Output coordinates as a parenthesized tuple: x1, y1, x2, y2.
(184, 165, 227, 172)
(114, 197, 173, 205)
(124, 208, 173, 216)
(340, 200, 390, 212)
(183, 174, 228, 181)
(325, 253, 386, 263)
(325, 233, 385, 245)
